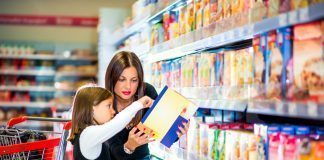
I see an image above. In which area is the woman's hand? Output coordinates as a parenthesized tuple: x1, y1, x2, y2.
(176, 121, 190, 138)
(124, 127, 154, 152)
(137, 96, 153, 108)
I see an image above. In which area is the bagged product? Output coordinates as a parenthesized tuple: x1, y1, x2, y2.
(293, 21, 324, 100)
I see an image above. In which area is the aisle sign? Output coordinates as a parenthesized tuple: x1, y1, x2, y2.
(0, 14, 98, 27)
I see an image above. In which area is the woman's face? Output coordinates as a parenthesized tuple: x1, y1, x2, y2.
(93, 97, 115, 124)
(114, 66, 139, 102)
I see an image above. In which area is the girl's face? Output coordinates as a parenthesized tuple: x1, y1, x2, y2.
(93, 97, 115, 124)
(114, 66, 139, 102)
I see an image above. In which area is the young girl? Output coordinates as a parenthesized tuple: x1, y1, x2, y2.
(68, 84, 153, 160)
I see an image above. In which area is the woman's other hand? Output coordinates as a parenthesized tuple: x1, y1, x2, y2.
(124, 127, 154, 152)
(176, 120, 190, 138)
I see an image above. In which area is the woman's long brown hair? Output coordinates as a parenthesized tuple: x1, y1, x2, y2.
(105, 51, 144, 127)
(68, 85, 113, 141)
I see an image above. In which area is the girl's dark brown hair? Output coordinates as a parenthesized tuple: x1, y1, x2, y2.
(105, 51, 144, 127)
(68, 85, 113, 141)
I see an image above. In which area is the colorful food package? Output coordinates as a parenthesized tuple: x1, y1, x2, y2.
(169, 11, 180, 39)
(195, 0, 204, 29)
(265, 30, 283, 99)
(203, 0, 211, 27)
(223, 50, 236, 86)
(277, 27, 293, 99)
(163, 11, 171, 41)
(223, 0, 232, 18)
(293, 21, 324, 100)
(179, 5, 187, 35)
(291, 0, 309, 10)
(187, 116, 203, 155)
(267, 0, 280, 18)
(199, 122, 218, 157)
(210, 0, 223, 22)
(231, 0, 244, 15)
(186, 0, 196, 33)
(251, 0, 267, 23)
(253, 35, 266, 85)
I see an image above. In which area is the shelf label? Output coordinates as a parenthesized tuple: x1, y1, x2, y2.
(219, 34, 225, 43)
(299, 8, 309, 22)
(288, 102, 297, 115)
(307, 102, 318, 117)
(237, 28, 244, 37)
(289, 11, 298, 24)
(247, 25, 254, 35)
(279, 14, 288, 27)
(228, 31, 235, 40)
(275, 101, 284, 114)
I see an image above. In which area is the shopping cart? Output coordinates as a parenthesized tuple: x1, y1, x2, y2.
(0, 116, 71, 160)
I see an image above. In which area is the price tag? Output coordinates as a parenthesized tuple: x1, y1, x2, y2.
(219, 34, 225, 43)
(237, 28, 244, 37)
(228, 31, 235, 40)
(307, 102, 318, 117)
(247, 25, 254, 35)
(288, 102, 297, 116)
(299, 8, 309, 22)
(275, 101, 284, 114)
(279, 14, 288, 27)
(289, 11, 298, 24)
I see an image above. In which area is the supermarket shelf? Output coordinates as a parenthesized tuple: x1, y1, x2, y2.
(0, 85, 56, 92)
(56, 55, 98, 61)
(0, 69, 55, 76)
(149, 142, 207, 160)
(0, 54, 97, 61)
(113, 0, 185, 46)
(117, 42, 151, 57)
(248, 100, 324, 120)
(140, 3, 324, 63)
(191, 99, 247, 112)
(0, 54, 57, 60)
(0, 102, 71, 109)
(0, 86, 75, 92)
(55, 71, 97, 77)
(154, 86, 323, 120)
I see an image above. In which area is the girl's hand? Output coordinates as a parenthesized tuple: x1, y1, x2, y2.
(176, 121, 190, 138)
(124, 127, 154, 152)
(137, 96, 153, 108)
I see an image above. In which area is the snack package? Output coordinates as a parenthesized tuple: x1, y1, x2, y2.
(223, 0, 232, 18)
(179, 5, 187, 35)
(291, 0, 309, 10)
(277, 27, 293, 99)
(267, 0, 279, 18)
(187, 117, 203, 155)
(186, 0, 196, 33)
(266, 30, 283, 99)
(251, 0, 267, 23)
(195, 0, 204, 29)
(293, 21, 324, 101)
(203, 0, 211, 27)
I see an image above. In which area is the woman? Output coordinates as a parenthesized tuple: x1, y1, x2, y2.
(105, 51, 189, 160)
(68, 84, 153, 160)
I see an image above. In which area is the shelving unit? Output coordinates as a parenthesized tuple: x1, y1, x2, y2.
(105, 1, 324, 159)
(0, 44, 98, 126)
(120, 3, 324, 63)
(113, 0, 185, 46)
(0, 54, 97, 61)
(0, 69, 56, 76)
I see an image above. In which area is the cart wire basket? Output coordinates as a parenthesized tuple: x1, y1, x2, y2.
(0, 116, 71, 160)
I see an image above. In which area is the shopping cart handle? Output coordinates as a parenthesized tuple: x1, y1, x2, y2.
(7, 116, 71, 127)
(64, 121, 72, 130)
(7, 116, 28, 127)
